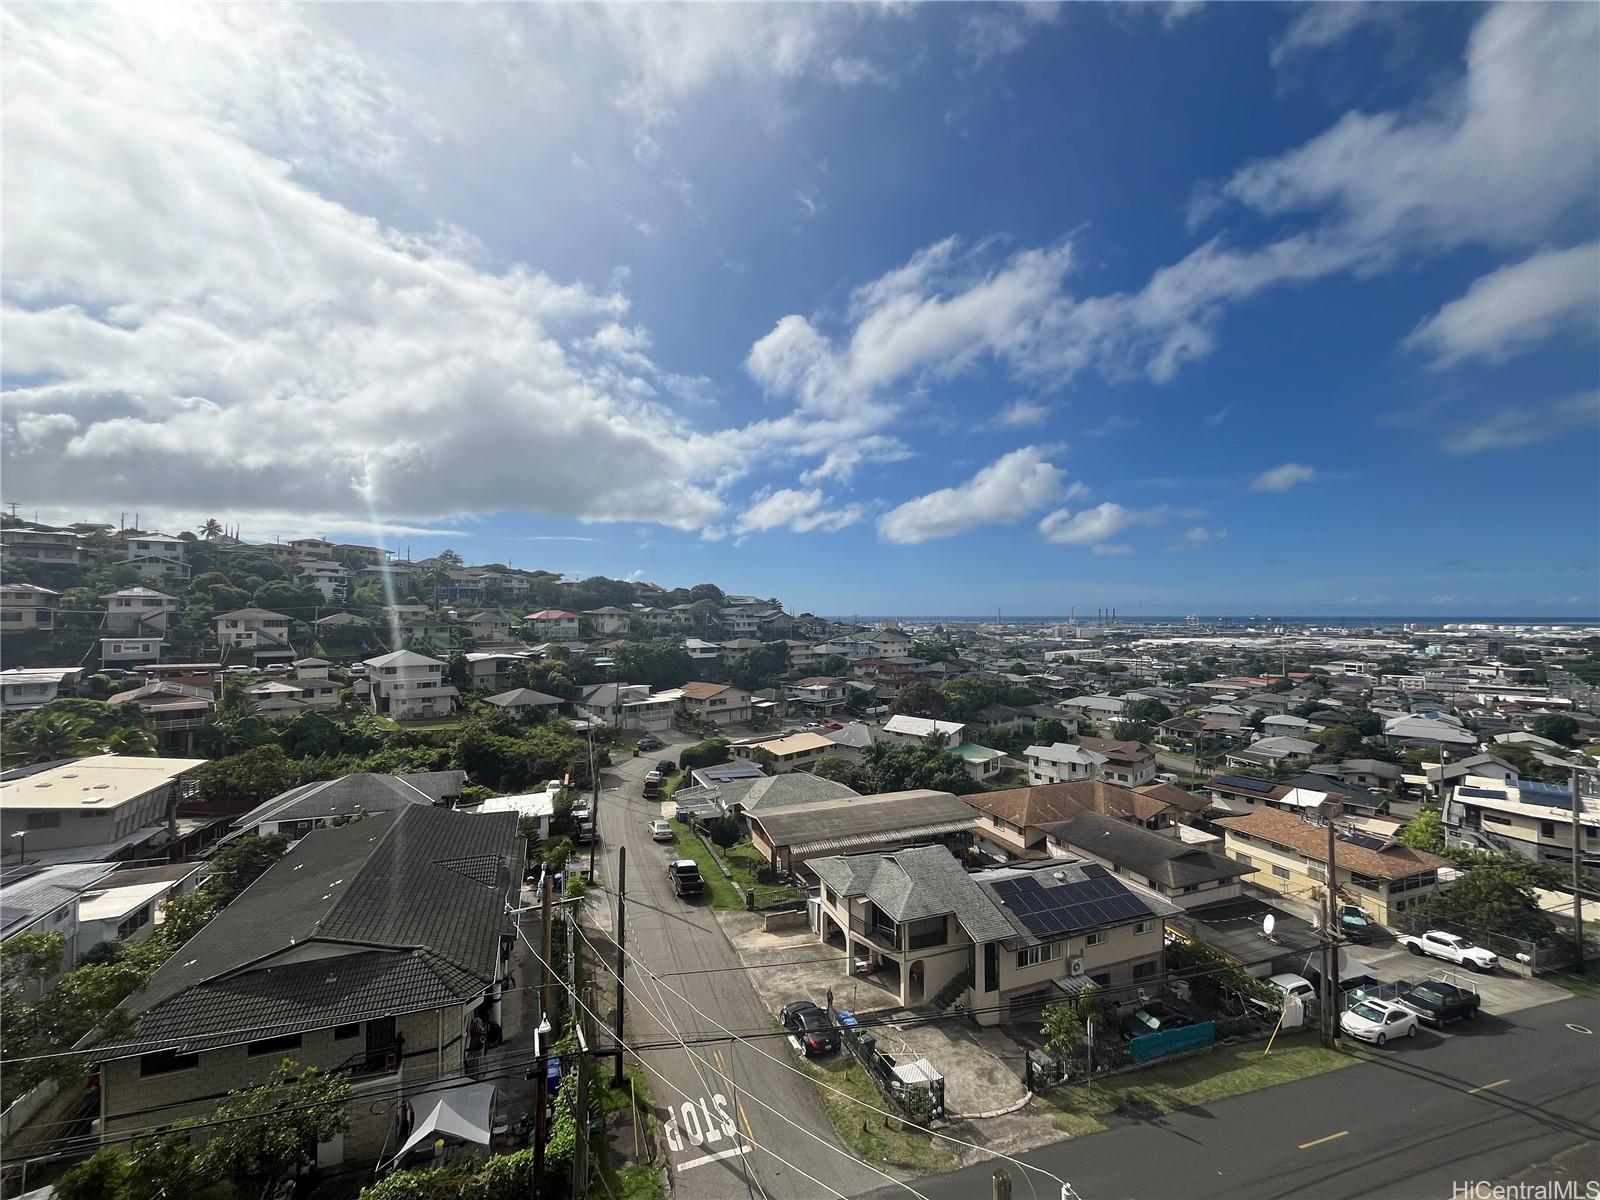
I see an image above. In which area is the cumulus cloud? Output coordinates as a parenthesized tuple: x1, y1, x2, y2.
(1039, 502, 1140, 546)
(957, 2, 1061, 66)
(1251, 463, 1317, 492)
(1442, 392, 1600, 456)
(1169, 525, 1227, 550)
(994, 398, 1050, 428)
(877, 447, 1064, 544)
(734, 488, 864, 535)
(1270, 3, 1392, 66)
(1406, 242, 1600, 367)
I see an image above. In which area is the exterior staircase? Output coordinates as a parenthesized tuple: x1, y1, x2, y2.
(931, 966, 973, 1013)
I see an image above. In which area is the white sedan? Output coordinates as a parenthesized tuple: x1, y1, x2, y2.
(1340, 998, 1419, 1046)
(648, 819, 674, 842)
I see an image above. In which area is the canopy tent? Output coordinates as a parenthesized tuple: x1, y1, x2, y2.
(387, 1080, 499, 1168)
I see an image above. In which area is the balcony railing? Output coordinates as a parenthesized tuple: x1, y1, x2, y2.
(335, 1041, 402, 1077)
(848, 912, 902, 953)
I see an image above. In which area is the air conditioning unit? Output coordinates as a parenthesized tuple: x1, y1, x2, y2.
(1068, 956, 1085, 977)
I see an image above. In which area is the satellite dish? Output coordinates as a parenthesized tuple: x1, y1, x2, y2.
(1262, 914, 1276, 937)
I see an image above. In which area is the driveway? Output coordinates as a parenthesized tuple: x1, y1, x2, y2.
(589, 733, 889, 1200)
(1353, 941, 1571, 1017)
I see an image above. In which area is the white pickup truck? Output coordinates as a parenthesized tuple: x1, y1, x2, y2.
(1396, 930, 1498, 972)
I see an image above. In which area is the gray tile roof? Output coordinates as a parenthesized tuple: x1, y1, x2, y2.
(1, 863, 119, 938)
(751, 790, 979, 851)
(484, 688, 565, 709)
(229, 772, 447, 834)
(102, 805, 521, 1057)
(1038, 811, 1257, 890)
(736, 774, 859, 813)
(811, 845, 1015, 943)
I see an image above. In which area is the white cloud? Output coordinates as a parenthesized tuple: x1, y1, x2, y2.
(1084, 414, 1138, 438)
(958, 3, 1061, 66)
(1039, 502, 1139, 546)
(1203, 405, 1233, 426)
(734, 488, 864, 535)
(1169, 525, 1227, 550)
(1442, 392, 1600, 456)
(878, 447, 1064, 544)
(1406, 242, 1600, 367)
(798, 436, 913, 485)
(1270, 3, 1390, 66)
(994, 399, 1050, 428)
(1092, 543, 1134, 556)
(1251, 463, 1317, 492)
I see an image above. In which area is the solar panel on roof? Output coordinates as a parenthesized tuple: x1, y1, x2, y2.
(1338, 831, 1387, 851)
(1459, 786, 1508, 800)
(992, 874, 1153, 939)
(1214, 774, 1278, 794)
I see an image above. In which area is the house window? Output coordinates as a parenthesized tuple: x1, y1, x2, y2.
(1541, 822, 1556, 838)
(1089, 972, 1111, 989)
(140, 1049, 199, 1076)
(247, 1033, 303, 1057)
(1015, 942, 1062, 969)
(117, 905, 153, 939)
(1134, 920, 1155, 935)
(1085, 931, 1108, 947)
(26, 812, 61, 829)
(1272, 865, 1291, 880)
(1132, 961, 1158, 980)
(333, 1023, 360, 1041)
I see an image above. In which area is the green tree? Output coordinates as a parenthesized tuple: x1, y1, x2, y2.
(1, 711, 100, 764)
(198, 518, 224, 540)
(679, 738, 732, 771)
(821, 654, 850, 677)
(194, 744, 303, 810)
(812, 755, 870, 791)
(1417, 862, 1557, 944)
(192, 1061, 352, 1197)
(1315, 724, 1365, 761)
(1532, 714, 1579, 748)
(615, 638, 696, 690)
(1346, 710, 1383, 737)
(727, 641, 791, 691)
(1, 931, 65, 990)
(279, 710, 344, 759)
(864, 736, 978, 795)
(888, 681, 947, 719)
(1033, 716, 1070, 745)
(1124, 698, 1172, 724)
(1398, 808, 1446, 853)
(447, 651, 472, 693)
(207, 834, 291, 902)
(1111, 721, 1154, 744)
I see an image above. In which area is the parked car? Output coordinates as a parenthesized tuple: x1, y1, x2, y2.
(1119, 1003, 1194, 1041)
(1266, 973, 1316, 1005)
(638, 735, 664, 752)
(1339, 998, 1418, 1046)
(656, 759, 675, 774)
(666, 859, 705, 898)
(643, 777, 661, 799)
(1338, 906, 1376, 944)
(1396, 980, 1481, 1026)
(648, 819, 674, 842)
(1396, 931, 1498, 972)
(780, 1001, 839, 1056)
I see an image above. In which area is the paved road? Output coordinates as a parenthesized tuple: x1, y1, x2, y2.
(592, 739, 886, 1200)
(865, 994, 1600, 1200)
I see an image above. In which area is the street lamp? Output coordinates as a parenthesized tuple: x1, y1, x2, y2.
(11, 830, 25, 865)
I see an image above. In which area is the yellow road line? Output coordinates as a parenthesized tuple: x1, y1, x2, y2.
(1468, 1078, 1510, 1094)
(712, 1047, 756, 1139)
(1298, 1130, 1349, 1150)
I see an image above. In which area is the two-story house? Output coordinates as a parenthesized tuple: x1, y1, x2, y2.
(677, 682, 753, 726)
(1443, 774, 1600, 877)
(102, 587, 180, 634)
(685, 638, 723, 662)
(123, 533, 190, 583)
(364, 649, 457, 720)
(0, 667, 86, 711)
(1040, 810, 1256, 909)
(463, 651, 526, 693)
(296, 560, 350, 601)
(1, 527, 85, 566)
(787, 676, 849, 717)
(463, 610, 518, 644)
(967, 779, 1209, 860)
(214, 608, 295, 664)
(1215, 806, 1451, 925)
(584, 607, 634, 636)
(0, 582, 60, 632)
(881, 714, 969, 746)
(744, 731, 835, 774)
(1076, 737, 1157, 787)
(0, 755, 205, 865)
(811, 844, 1176, 1022)
(94, 805, 524, 1166)
(331, 543, 388, 569)
(1024, 741, 1106, 785)
(525, 609, 582, 640)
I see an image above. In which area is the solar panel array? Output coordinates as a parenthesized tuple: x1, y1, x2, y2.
(991, 870, 1153, 940)
(1519, 780, 1575, 810)
(1213, 774, 1278, 794)
(1338, 830, 1388, 851)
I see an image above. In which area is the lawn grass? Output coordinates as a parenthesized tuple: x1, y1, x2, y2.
(799, 1054, 956, 1175)
(669, 827, 805, 909)
(393, 714, 465, 731)
(590, 1067, 663, 1200)
(1036, 1033, 1366, 1136)
(1544, 970, 1600, 998)
(670, 825, 744, 908)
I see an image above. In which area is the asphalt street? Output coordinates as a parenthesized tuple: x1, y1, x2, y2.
(592, 737, 889, 1200)
(864, 993, 1600, 1200)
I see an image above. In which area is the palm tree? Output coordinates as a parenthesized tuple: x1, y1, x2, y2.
(104, 727, 158, 757)
(199, 518, 223, 540)
(2, 713, 99, 765)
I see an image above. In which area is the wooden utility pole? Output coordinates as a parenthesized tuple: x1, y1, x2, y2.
(534, 872, 554, 1196)
(1572, 767, 1588, 975)
(613, 845, 628, 1086)
(1321, 801, 1342, 1048)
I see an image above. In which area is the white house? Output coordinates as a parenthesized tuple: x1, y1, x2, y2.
(123, 533, 186, 565)
(1058, 694, 1127, 722)
(526, 609, 582, 640)
(584, 607, 633, 636)
(881, 714, 969, 745)
(296, 560, 349, 601)
(214, 608, 294, 657)
(685, 638, 722, 661)
(364, 649, 457, 720)
(1024, 741, 1107, 786)
(103, 588, 180, 634)
(0, 667, 86, 711)
(1, 583, 60, 633)
(101, 636, 162, 667)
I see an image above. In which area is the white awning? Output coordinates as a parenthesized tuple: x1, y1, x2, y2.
(389, 1081, 498, 1166)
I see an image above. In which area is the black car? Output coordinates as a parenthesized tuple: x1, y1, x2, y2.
(637, 735, 664, 752)
(1119, 1002, 1195, 1041)
(1397, 980, 1481, 1026)
(656, 759, 676, 774)
(780, 1001, 839, 1056)
(1338, 908, 1376, 944)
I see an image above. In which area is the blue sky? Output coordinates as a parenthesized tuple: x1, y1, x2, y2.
(4, 3, 1597, 616)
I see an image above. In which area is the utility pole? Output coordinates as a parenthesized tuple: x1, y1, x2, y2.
(1321, 800, 1342, 1048)
(533, 872, 554, 1196)
(613, 845, 628, 1086)
(1571, 767, 1588, 975)
(587, 721, 599, 880)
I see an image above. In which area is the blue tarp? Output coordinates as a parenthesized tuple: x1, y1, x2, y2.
(1128, 1020, 1216, 1063)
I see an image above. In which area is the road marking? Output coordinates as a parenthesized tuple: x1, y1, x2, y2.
(1298, 1130, 1349, 1150)
(678, 1144, 754, 1171)
(1468, 1078, 1509, 1094)
(1566, 1024, 1593, 1035)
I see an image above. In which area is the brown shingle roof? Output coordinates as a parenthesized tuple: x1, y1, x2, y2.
(968, 780, 1171, 827)
(1215, 808, 1450, 880)
(680, 681, 736, 701)
(1077, 736, 1153, 764)
(1134, 781, 1210, 814)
